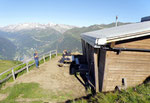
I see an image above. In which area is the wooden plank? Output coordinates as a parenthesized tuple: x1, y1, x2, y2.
(26, 62, 29, 72)
(115, 36, 150, 49)
(49, 51, 51, 60)
(15, 67, 26, 74)
(28, 63, 35, 67)
(11, 68, 15, 81)
(110, 42, 115, 48)
(50, 50, 57, 53)
(43, 55, 45, 62)
(56, 50, 57, 56)
(108, 68, 150, 72)
(0, 68, 11, 76)
(108, 64, 150, 70)
(102, 51, 109, 92)
(0, 74, 12, 84)
(98, 49, 106, 91)
(107, 75, 149, 80)
(94, 48, 99, 92)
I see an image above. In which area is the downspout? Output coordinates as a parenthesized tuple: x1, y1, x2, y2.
(102, 47, 150, 54)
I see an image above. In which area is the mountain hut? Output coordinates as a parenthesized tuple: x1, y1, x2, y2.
(80, 20, 150, 92)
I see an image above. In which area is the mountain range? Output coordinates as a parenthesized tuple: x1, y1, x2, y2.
(0, 23, 75, 33)
(0, 22, 130, 60)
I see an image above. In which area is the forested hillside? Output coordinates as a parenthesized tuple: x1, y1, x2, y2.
(0, 37, 16, 60)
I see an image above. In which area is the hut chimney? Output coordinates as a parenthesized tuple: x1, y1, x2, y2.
(116, 16, 118, 27)
(141, 16, 150, 22)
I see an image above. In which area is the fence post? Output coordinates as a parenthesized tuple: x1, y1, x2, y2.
(56, 50, 57, 57)
(26, 62, 29, 72)
(43, 55, 45, 62)
(49, 51, 51, 60)
(11, 68, 15, 81)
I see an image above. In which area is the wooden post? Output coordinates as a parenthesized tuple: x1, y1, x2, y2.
(26, 62, 29, 72)
(110, 42, 116, 48)
(11, 68, 15, 81)
(94, 48, 99, 92)
(43, 55, 45, 62)
(49, 51, 51, 60)
(56, 50, 57, 57)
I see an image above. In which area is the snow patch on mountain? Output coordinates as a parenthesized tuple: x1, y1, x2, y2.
(0, 23, 76, 33)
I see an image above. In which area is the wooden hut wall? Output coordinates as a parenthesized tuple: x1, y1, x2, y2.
(103, 51, 150, 91)
(102, 36, 150, 91)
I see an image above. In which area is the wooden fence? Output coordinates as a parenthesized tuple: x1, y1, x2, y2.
(0, 50, 57, 84)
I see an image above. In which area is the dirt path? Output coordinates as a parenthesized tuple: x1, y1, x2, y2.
(1, 57, 86, 102)
(0, 93, 8, 101)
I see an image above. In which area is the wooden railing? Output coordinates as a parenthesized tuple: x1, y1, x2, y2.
(0, 50, 57, 84)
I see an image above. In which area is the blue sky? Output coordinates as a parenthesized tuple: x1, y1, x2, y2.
(0, 0, 150, 26)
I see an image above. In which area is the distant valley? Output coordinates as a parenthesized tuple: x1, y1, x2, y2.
(0, 22, 130, 60)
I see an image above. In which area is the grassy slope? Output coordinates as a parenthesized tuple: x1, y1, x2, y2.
(0, 82, 73, 103)
(1, 80, 149, 103)
(0, 60, 21, 73)
(70, 82, 150, 103)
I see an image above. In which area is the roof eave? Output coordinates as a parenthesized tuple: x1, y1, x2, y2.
(107, 32, 150, 43)
(81, 30, 150, 48)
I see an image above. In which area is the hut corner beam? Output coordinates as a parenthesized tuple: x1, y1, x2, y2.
(94, 49, 99, 92)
